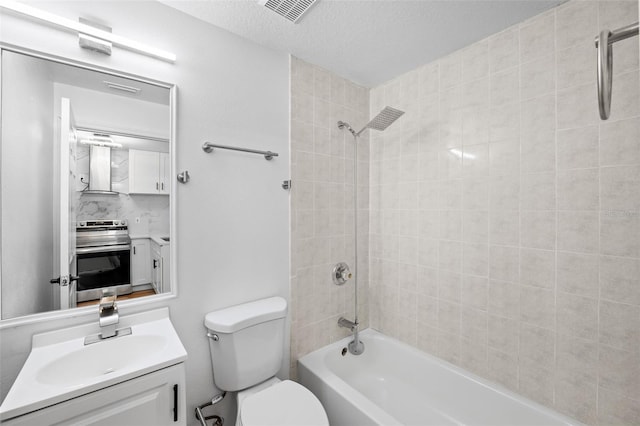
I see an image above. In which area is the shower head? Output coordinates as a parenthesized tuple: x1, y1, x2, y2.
(337, 106, 404, 138)
(356, 106, 404, 136)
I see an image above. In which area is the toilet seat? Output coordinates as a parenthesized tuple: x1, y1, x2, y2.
(240, 380, 329, 426)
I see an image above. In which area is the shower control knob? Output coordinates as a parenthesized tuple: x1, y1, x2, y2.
(332, 262, 352, 286)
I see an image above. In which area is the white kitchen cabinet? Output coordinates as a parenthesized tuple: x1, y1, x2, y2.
(130, 238, 151, 286)
(129, 149, 169, 195)
(161, 243, 171, 293)
(151, 239, 162, 294)
(3, 364, 186, 425)
(159, 152, 170, 195)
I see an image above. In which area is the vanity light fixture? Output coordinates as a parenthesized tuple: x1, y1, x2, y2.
(78, 18, 112, 56)
(103, 81, 141, 94)
(0, 0, 177, 62)
(79, 33, 112, 56)
(79, 136, 123, 148)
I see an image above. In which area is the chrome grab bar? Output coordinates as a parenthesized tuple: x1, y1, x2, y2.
(202, 141, 278, 161)
(76, 244, 131, 255)
(595, 22, 639, 120)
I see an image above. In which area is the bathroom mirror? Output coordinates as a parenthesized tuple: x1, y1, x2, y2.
(0, 47, 175, 321)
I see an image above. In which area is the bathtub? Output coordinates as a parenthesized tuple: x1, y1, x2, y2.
(298, 329, 580, 426)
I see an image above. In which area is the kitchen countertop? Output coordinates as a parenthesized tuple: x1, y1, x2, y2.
(129, 234, 170, 246)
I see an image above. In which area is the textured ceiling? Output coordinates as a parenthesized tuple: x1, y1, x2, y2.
(161, 0, 564, 87)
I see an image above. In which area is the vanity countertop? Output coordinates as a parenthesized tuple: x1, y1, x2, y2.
(0, 308, 186, 421)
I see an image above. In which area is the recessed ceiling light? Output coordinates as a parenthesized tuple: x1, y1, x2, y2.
(80, 138, 123, 148)
(103, 81, 141, 94)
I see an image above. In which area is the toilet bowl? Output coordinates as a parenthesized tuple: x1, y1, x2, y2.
(237, 378, 328, 426)
(204, 297, 329, 426)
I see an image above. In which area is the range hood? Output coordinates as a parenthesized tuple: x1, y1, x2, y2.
(86, 145, 118, 195)
(78, 128, 169, 195)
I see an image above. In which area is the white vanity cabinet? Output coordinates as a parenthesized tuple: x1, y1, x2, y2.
(129, 149, 170, 195)
(0, 310, 187, 425)
(131, 238, 151, 286)
(3, 364, 186, 426)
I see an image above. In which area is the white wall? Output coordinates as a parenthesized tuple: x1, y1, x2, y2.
(1, 51, 55, 319)
(0, 1, 290, 422)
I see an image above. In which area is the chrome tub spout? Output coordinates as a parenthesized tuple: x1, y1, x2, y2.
(338, 317, 365, 355)
(338, 317, 356, 331)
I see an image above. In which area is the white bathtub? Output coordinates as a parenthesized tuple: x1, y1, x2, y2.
(298, 329, 580, 426)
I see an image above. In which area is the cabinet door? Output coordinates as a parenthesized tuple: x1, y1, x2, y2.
(161, 244, 170, 293)
(129, 149, 160, 194)
(159, 152, 170, 195)
(131, 239, 151, 285)
(3, 364, 186, 426)
(151, 243, 162, 293)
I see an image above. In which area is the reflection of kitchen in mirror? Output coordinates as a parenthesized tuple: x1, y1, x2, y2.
(1, 49, 171, 319)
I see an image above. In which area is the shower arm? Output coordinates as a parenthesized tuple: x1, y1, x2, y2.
(354, 127, 368, 138)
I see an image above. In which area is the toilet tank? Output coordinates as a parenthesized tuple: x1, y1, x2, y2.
(205, 297, 287, 391)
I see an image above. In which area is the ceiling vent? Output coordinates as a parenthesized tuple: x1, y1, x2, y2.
(258, 0, 319, 23)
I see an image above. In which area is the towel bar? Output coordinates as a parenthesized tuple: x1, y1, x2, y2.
(202, 141, 278, 160)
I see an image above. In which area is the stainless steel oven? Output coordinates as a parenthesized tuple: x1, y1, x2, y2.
(76, 219, 132, 302)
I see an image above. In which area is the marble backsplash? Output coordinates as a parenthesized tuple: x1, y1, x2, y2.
(76, 193, 169, 235)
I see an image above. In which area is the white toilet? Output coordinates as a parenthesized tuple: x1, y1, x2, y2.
(204, 296, 329, 426)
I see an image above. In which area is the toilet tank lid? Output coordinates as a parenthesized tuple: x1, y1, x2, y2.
(205, 297, 287, 333)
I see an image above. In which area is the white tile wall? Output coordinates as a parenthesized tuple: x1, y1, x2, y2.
(290, 58, 370, 378)
(290, 1, 638, 424)
(368, 1, 640, 424)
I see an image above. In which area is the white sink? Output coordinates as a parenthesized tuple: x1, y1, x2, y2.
(36, 334, 167, 386)
(0, 308, 187, 421)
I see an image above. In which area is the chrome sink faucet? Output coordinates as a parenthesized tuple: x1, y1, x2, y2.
(99, 292, 119, 339)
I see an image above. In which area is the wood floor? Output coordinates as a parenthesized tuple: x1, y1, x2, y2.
(77, 289, 156, 307)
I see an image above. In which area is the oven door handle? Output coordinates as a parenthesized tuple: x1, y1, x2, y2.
(76, 244, 131, 255)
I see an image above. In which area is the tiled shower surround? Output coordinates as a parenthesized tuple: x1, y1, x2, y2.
(290, 57, 371, 377)
(291, 1, 639, 424)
